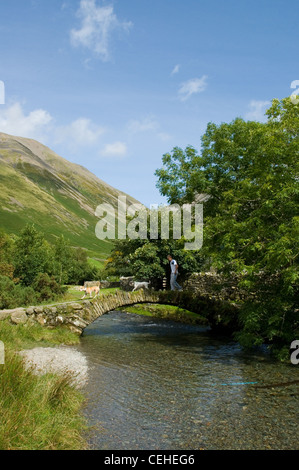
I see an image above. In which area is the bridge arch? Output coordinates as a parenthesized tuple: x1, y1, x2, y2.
(76, 289, 238, 334)
(0, 289, 239, 335)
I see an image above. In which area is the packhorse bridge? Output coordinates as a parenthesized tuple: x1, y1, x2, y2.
(0, 287, 239, 335)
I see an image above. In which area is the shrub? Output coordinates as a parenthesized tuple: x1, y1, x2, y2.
(33, 273, 66, 302)
(0, 276, 39, 309)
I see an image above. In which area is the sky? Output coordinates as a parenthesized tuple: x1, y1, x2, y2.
(0, 0, 298, 206)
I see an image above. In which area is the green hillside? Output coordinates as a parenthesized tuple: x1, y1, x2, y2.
(0, 132, 139, 260)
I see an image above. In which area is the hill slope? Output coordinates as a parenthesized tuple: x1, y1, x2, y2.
(0, 132, 139, 259)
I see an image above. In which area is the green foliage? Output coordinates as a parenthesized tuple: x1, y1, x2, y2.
(14, 225, 52, 286)
(0, 319, 80, 350)
(0, 230, 16, 280)
(32, 273, 66, 302)
(0, 226, 101, 308)
(0, 273, 66, 309)
(52, 235, 74, 284)
(103, 205, 203, 284)
(127, 244, 165, 280)
(0, 323, 85, 450)
(66, 246, 98, 285)
(155, 97, 299, 355)
(0, 134, 131, 260)
(105, 236, 202, 288)
(0, 275, 37, 309)
(0, 230, 14, 262)
(52, 236, 99, 285)
(122, 303, 208, 325)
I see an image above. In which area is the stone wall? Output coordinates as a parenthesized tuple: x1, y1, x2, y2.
(120, 276, 135, 291)
(119, 273, 245, 300)
(0, 290, 166, 335)
(0, 285, 241, 336)
(184, 272, 246, 301)
(0, 302, 96, 335)
(100, 280, 121, 289)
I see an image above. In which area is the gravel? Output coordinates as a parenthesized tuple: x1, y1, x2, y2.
(19, 347, 89, 389)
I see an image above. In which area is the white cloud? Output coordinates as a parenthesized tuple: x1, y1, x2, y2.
(0, 102, 108, 154)
(100, 141, 127, 158)
(0, 102, 53, 141)
(171, 64, 180, 76)
(157, 132, 172, 142)
(245, 100, 270, 122)
(55, 118, 106, 147)
(126, 116, 172, 142)
(70, 0, 133, 60)
(178, 75, 208, 101)
(127, 117, 159, 134)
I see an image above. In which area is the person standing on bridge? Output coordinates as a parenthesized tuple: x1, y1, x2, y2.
(167, 255, 183, 291)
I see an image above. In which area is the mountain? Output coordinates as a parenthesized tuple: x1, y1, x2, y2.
(0, 132, 139, 261)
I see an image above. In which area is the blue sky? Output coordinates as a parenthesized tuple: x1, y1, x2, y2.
(0, 0, 298, 206)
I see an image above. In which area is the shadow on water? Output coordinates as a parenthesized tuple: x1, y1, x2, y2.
(77, 311, 299, 451)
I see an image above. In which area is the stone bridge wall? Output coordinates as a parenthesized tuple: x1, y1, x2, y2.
(119, 273, 245, 300)
(0, 290, 167, 335)
(184, 272, 246, 301)
(0, 288, 240, 335)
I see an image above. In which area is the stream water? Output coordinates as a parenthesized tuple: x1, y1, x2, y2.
(77, 311, 298, 450)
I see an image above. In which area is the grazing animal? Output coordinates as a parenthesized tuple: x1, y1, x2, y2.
(132, 281, 150, 292)
(81, 281, 100, 299)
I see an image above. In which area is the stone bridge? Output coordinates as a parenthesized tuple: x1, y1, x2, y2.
(0, 288, 239, 335)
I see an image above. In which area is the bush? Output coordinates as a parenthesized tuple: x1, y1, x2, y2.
(0, 276, 39, 309)
(33, 273, 66, 302)
(0, 274, 66, 309)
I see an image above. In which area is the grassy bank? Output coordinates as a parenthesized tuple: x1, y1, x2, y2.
(121, 303, 209, 325)
(58, 286, 119, 304)
(1, 286, 120, 309)
(0, 321, 87, 450)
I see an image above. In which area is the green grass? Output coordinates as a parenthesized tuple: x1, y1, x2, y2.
(53, 286, 120, 304)
(3, 286, 120, 309)
(98, 287, 120, 295)
(0, 159, 114, 259)
(0, 352, 86, 450)
(121, 303, 209, 325)
(0, 285, 121, 450)
(0, 320, 80, 351)
(0, 321, 87, 450)
(0, 134, 139, 261)
(88, 257, 105, 270)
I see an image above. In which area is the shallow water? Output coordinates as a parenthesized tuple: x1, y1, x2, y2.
(77, 311, 299, 450)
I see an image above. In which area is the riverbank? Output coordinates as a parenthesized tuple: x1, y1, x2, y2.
(19, 346, 88, 389)
(0, 320, 88, 450)
(0, 297, 208, 449)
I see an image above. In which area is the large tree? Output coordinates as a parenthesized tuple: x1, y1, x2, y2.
(155, 97, 299, 357)
(0, 230, 15, 280)
(13, 225, 53, 286)
(104, 207, 203, 288)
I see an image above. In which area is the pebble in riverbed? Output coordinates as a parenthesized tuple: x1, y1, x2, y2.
(19, 347, 88, 389)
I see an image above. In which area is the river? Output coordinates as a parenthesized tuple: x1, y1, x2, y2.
(76, 311, 298, 450)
